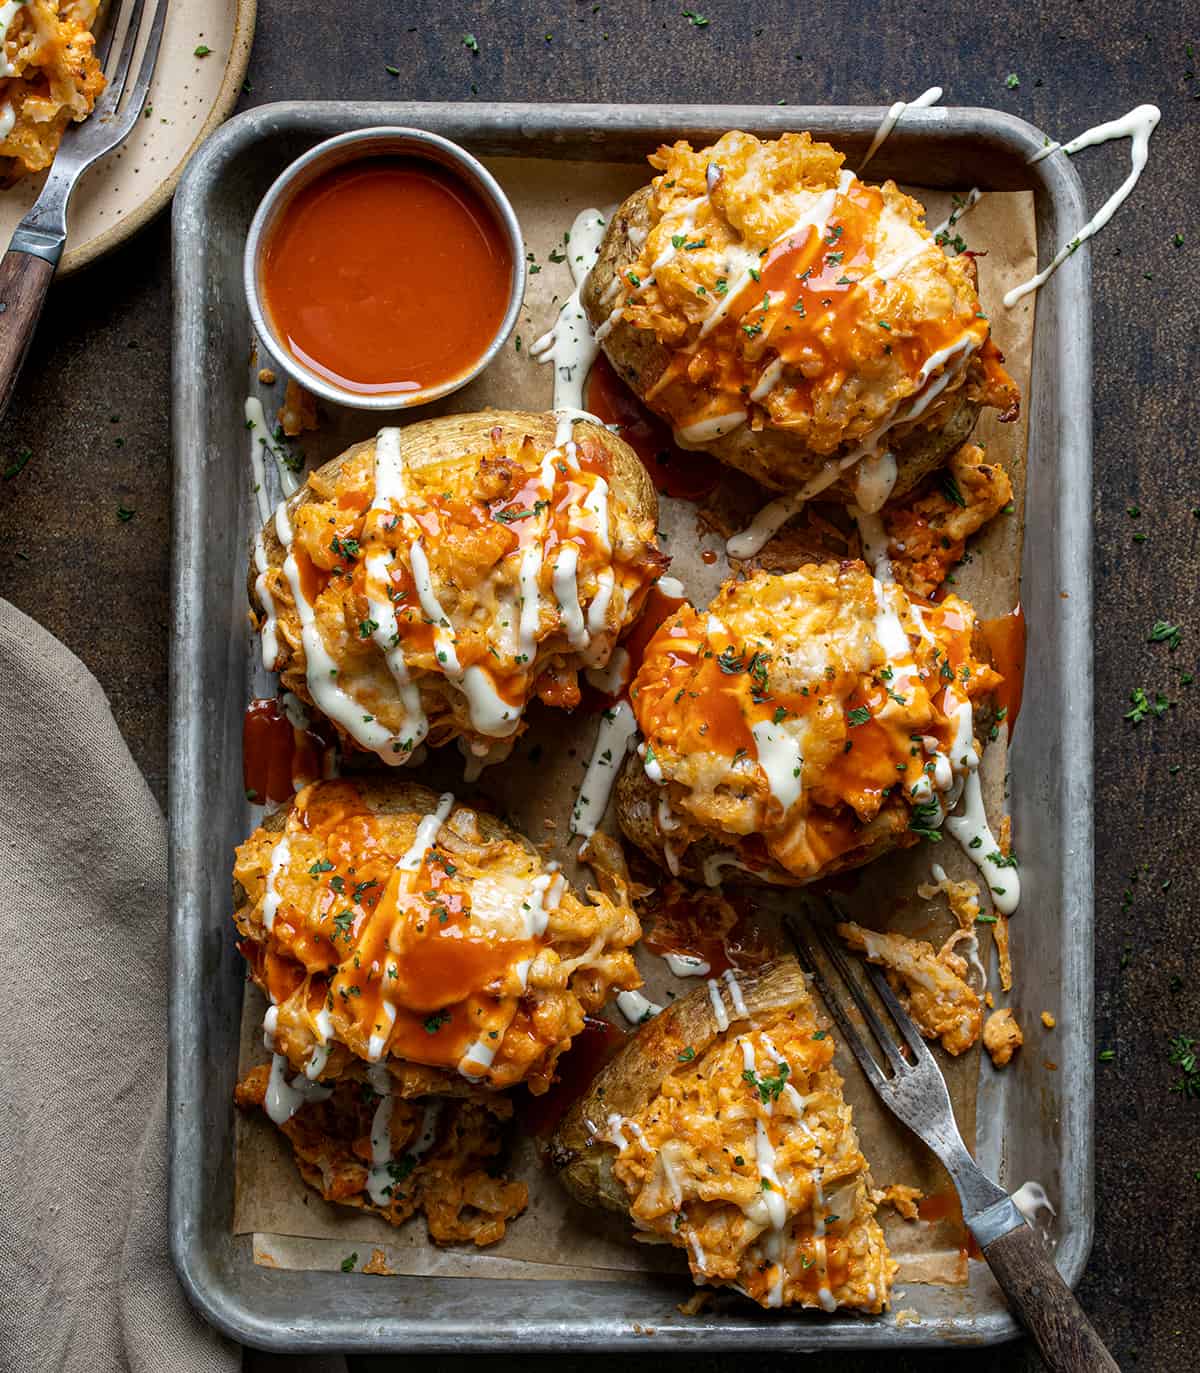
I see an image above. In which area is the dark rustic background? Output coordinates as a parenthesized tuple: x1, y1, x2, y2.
(3, 1, 1196, 1368)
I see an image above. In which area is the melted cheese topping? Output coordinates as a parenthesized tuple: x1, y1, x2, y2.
(0, 0, 105, 177)
(603, 1002, 894, 1311)
(605, 131, 1002, 463)
(629, 563, 1001, 882)
(234, 780, 642, 1094)
(258, 415, 662, 766)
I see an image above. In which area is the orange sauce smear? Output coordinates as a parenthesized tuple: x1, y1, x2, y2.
(580, 579, 687, 711)
(519, 1016, 629, 1138)
(261, 157, 513, 396)
(980, 604, 1026, 731)
(641, 886, 776, 978)
(243, 697, 328, 805)
(584, 353, 722, 500)
(918, 1189, 983, 1261)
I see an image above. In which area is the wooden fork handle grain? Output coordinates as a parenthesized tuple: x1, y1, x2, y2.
(0, 249, 55, 422)
(984, 1223, 1120, 1371)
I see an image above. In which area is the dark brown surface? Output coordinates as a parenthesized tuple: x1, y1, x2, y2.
(2, 1, 1197, 1369)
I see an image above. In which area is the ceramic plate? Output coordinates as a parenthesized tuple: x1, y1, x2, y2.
(1, 0, 255, 274)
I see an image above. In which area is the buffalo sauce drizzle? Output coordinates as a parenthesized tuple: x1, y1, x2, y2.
(270, 782, 547, 1078)
(583, 353, 721, 500)
(519, 1015, 629, 1138)
(243, 697, 331, 805)
(980, 604, 1025, 732)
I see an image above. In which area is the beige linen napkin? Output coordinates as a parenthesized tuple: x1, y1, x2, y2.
(0, 598, 243, 1373)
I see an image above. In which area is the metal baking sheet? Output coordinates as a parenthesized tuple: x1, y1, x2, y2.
(169, 101, 1093, 1353)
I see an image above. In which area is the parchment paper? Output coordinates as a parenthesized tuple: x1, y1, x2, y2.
(232, 154, 1037, 1289)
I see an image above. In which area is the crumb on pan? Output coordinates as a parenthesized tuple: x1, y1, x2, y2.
(983, 1008, 1023, 1067)
(1041, 1011, 1056, 1029)
(258, 368, 278, 385)
(278, 379, 319, 436)
(871, 1183, 924, 1221)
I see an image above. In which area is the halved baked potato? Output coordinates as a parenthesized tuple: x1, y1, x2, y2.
(234, 778, 643, 1096)
(583, 131, 1018, 508)
(616, 562, 1001, 886)
(552, 956, 895, 1311)
(250, 410, 666, 771)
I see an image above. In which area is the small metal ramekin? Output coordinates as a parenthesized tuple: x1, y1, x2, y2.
(243, 127, 526, 411)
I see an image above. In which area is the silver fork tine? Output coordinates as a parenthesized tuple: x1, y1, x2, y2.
(108, 0, 168, 135)
(91, 0, 122, 71)
(787, 919, 889, 1090)
(861, 956, 937, 1062)
(91, 0, 149, 118)
(808, 915, 913, 1076)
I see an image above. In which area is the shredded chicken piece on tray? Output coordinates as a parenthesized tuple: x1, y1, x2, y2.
(982, 1008, 1023, 1068)
(882, 443, 1014, 599)
(836, 920, 982, 1055)
(278, 379, 319, 436)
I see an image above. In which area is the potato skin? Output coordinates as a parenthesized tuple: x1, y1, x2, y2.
(613, 754, 914, 889)
(583, 187, 980, 503)
(551, 957, 809, 1213)
(248, 410, 660, 734)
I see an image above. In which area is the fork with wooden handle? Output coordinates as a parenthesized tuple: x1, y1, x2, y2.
(788, 904, 1119, 1373)
(0, 0, 168, 421)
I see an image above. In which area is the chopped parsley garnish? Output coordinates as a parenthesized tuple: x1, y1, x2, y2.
(743, 1061, 790, 1104)
(423, 1011, 451, 1034)
(939, 471, 967, 507)
(1169, 1035, 1199, 1097)
(847, 705, 872, 726)
(332, 909, 355, 940)
(1125, 686, 1171, 725)
(1148, 620, 1183, 652)
(462, 32, 479, 51)
(682, 9, 710, 25)
(677, 1046, 696, 1062)
(340, 1252, 358, 1272)
(309, 859, 334, 877)
(1005, 72, 1020, 89)
(909, 799, 943, 842)
(358, 618, 379, 639)
(493, 499, 548, 525)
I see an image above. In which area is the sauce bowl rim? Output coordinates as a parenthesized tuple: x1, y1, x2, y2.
(243, 126, 527, 411)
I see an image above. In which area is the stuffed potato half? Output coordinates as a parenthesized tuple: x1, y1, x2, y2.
(250, 410, 666, 770)
(583, 131, 1018, 508)
(552, 956, 894, 1311)
(234, 778, 643, 1096)
(617, 562, 1001, 887)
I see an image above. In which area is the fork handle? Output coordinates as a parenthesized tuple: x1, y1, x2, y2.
(0, 248, 56, 421)
(983, 1223, 1119, 1371)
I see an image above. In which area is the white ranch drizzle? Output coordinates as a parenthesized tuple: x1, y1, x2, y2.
(0, 103, 14, 139)
(569, 699, 639, 842)
(944, 770, 1020, 915)
(617, 989, 663, 1025)
(1005, 105, 1160, 308)
(304, 1007, 335, 1080)
(366, 1090, 442, 1207)
(245, 397, 298, 517)
(858, 87, 944, 171)
(363, 427, 429, 751)
(530, 207, 610, 409)
(264, 1052, 331, 1125)
(583, 645, 629, 698)
(1011, 1180, 1056, 1225)
(261, 833, 291, 932)
(852, 506, 893, 581)
(750, 718, 803, 815)
(664, 952, 711, 977)
(253, 528, 280, 670)
(701, 848, 761, 887)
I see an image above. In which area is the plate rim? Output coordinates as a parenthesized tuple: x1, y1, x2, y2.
(56, 0, 257, 275)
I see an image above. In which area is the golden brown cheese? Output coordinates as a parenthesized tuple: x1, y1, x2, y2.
(836, 920, 982, 1056)
(628, 563, 1001, 882)
(0, 0, 105, 181)
(601, 1002, 894, 1311)
(602, 131, 1014, 462)
(234, 1063, 528, 1246)
(257, 416, 664, 767)
(234, 780, 642, 1094)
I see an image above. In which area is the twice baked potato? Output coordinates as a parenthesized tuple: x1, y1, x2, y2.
(583, 131, 1018, 508)
(234, 778, 643, 1095)
(250, 410, 666, 771)
(617, 562, 1001, 886)
(552, 956, 895, 1311)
